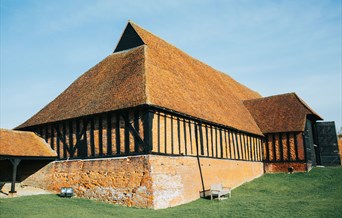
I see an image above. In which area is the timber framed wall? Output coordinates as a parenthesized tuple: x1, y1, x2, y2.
(263, 132, 307, 172)
(150, 106, 263, 162)
(20, 105, 263, 163)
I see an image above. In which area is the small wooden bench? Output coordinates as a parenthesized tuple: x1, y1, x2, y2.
(209, 184, 231, 200)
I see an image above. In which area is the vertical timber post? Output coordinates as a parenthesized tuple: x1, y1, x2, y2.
(143, 106, 154, 154)
(9, 158, 21, 194)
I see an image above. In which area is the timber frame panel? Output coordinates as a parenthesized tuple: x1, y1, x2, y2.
(20, 105, 263, 162)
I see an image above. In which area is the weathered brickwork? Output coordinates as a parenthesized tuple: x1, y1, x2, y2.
(149, 155, 263, 209)
(21, 155, 263, 209)
(264, 162, 307, 173)
(23, 156, 153, 208)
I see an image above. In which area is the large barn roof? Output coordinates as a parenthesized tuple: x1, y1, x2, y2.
(0, 129, 57, 158)
(243, 93, 322, 133)
(17, 21, 263, 135)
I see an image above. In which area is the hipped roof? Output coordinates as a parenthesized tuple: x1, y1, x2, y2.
(0, 129, 57, 158)
(243, 93, 322, 133)
(17, 21, 263, 135)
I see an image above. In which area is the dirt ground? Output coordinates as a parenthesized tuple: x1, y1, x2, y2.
(0, 183, 54, 198)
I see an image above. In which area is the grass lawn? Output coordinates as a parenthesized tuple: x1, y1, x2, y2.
(1, 167, 341, 218)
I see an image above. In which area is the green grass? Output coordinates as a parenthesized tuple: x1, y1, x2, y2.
(1, 167, 341, 218)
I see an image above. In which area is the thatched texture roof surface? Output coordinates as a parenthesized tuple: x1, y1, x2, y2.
(0, 129, 57, 157)
(243, 93, 322, 133)
(129, 22, 262, 135)
(17, 45, 147, 128)
(17, 21, 263, 135)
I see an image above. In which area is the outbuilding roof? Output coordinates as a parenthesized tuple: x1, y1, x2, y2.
(243, 93, 322, 133)
(0, 129, 57, 158)
(17, 21, 266, 135)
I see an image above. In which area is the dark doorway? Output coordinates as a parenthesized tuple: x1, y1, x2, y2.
(315, 122, 340, 166)
(304, 119, 316, 167)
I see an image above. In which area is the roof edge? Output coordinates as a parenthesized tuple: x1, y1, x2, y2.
(243, 92, 323, 120)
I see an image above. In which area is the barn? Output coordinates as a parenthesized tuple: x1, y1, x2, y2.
(12, 21, 340, 208)
(0, 129, 56, 195)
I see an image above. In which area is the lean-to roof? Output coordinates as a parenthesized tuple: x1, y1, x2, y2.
(243, 93, 322, 133)
(0, 129, 57, 158)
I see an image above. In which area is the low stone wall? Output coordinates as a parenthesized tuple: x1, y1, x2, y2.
(22, 156, 153, 208)
(149, 155, 263, 209)
(264, 162, 307, 173)
(22, 155, 264, 209)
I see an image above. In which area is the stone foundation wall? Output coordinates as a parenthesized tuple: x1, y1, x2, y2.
(149, 155, 263, 209)
(22, 155, 263, 209)
(264, 162, 307, 173)
(22, 156, 153, 208)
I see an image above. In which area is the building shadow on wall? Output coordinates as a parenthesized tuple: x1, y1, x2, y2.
(0, 159, 52, 183)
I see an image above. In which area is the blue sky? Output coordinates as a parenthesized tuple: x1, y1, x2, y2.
(1, 0, 341, 131)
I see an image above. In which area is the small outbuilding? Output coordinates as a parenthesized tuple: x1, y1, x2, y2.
(0, 129, 57, 194)
(244, 93, 340, 172)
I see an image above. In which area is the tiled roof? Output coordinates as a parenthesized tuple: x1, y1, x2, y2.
(0, 129, 57, 158)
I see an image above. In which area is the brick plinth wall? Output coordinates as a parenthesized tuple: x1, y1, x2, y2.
(150, 155, 263, 208)
(264, 162, 307, 173)
(23, 156, 153, 208)
(22, 155, 264, 209)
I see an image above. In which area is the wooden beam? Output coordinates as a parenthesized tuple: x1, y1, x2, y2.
(134, 110, 140, 153)
(205, 125, 209, 157)
(177, 118, 181, 155)
(62, 122, 68, 158)
(195, 124, 199, 155)
(224, 130, 228, 159)
(50, 125, 54, 150)
(239, 133, 244, 160)
(143, 108, 153, 154)
(164, 114, 167, 153)
(116, 113, 121, 155)
(90, 117, 95, 156)
(235, 132, 240, 159)
(286, 133, 291, 161)
(75, 119, 80, 157)
(72, 118, 89, 157)
(210, 126, 214, 157)
(183, 118, 188, 155)
(294, 133, 299, 161)
(199, 123, 204, 156)
(171, 115, 174, 154)
(68, 120, 74, 157)
(56, 125, 60, 158)
(265, 135, 269, 162)
(107, 113, 112, 155)
(98, 114, 103, 156)
(120, 111, 146, 151)
(157, 112, 160, 153)
(279, 133, 284, 161)
(272, 134, 276, 161)
(9, 158, 21, 194)
(124, 111, 130, 154)
(189, 121, 193, 154)
(219, 129, 223, 158)
(44, 125, 48, 142)
(227, 130, 232, 159)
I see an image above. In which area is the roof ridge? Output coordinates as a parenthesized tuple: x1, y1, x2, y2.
(243, 92, 296, 102)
